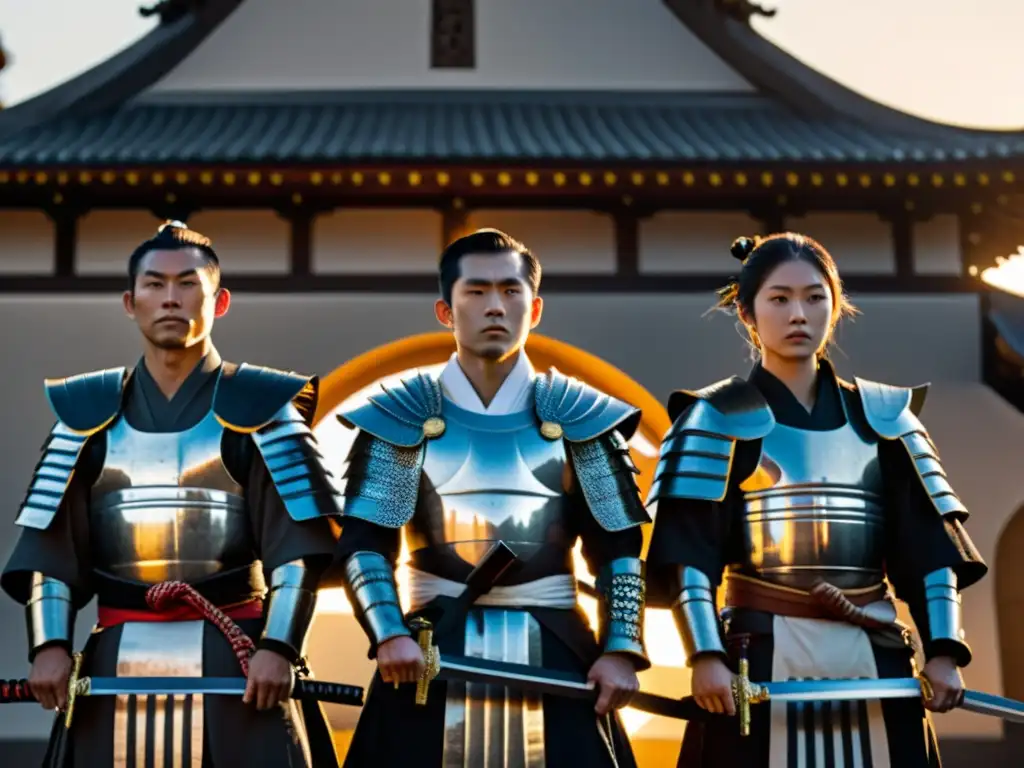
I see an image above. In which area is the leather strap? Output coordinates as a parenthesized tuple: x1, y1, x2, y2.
(725, 573, 890, 627)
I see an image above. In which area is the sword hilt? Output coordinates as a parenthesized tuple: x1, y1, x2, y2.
(409, 617, 441, 707)
(731, 635, 769, 737)
(64, 652, 84, 729)
(292, 679, 364, 707)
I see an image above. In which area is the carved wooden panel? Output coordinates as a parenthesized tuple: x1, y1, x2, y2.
(432, 0, 475, 69)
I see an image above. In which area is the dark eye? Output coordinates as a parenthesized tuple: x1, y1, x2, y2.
(145, 281, 161, 288)
(467, 289, 483, 296)
(808, 293, 826, 303)
(505, 288, 520, 295)
(770, 295, 787, 304)
(180, 280, 197, 287)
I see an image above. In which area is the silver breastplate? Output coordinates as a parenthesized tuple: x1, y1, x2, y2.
(737, 420, 885, 590)
(90, 410, 253, 584)
(405, 402, 573, 567)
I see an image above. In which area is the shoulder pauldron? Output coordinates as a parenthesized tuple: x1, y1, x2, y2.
(16, 367, 127, 530)
(534, 368, 648, 532)
(216, 364, 338, 522)
(646, 377, 774, 505)
(855, 376, 967, 519)
(336, 371, 442, 527)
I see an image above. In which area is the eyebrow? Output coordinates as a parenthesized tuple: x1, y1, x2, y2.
(142, 269, 200, 279)
(462, 277, 524, 287)
(767, 283, 825, 292)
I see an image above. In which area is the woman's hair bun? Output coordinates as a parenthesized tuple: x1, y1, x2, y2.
(730, 236, 757, 262)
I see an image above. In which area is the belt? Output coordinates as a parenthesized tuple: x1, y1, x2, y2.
(97, 598, 264, 628)
(724, 573, 894, 629)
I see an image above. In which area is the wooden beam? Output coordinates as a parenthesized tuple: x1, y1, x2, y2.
(0, 273, 981, 295)
(288, 209, 313, 276)
(442, 204, 470, 247)
(889, 208, 915, 279)
(50, 209, 77, 277)
(614, 209, 640, 276)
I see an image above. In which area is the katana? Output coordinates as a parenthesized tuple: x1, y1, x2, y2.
(1, 652, 364, 728)
(405, 618, 1024, 735)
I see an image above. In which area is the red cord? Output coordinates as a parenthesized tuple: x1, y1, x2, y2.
(145, 581, 256, 675)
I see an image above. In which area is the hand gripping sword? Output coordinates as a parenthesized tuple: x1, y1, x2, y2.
(404, 619, 1024, 732)
(0, 581, 364, 727)
(0, 652, 365, 728)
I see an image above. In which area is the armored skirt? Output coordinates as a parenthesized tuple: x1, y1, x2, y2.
(41, 617, 335, 768)
(342, 599, 637, 768)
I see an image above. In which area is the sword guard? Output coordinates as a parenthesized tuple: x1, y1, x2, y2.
(64, 652, 84, 729)
(731, 634, 768, 737)
(409, 617, 441, 707)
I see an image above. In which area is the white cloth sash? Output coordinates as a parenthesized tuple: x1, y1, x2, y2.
(407, 567, 579, 613)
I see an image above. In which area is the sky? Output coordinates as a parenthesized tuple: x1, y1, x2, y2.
(0, 0, 1021, 129)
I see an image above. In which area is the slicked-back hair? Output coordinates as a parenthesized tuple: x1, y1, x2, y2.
(437, 228, 541, 304)
(127, 220, 221, 293)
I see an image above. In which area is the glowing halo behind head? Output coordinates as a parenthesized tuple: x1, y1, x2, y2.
(310, 332, 686, 738)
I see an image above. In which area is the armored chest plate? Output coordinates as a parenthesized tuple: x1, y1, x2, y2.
(738, 420, 886, 590)
(405, 401, 573, 566)
(90, 410, 252, 584)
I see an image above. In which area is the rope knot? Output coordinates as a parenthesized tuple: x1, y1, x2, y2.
(144, 581, 256, 675)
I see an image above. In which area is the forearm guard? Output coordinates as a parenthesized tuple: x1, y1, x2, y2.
(26, 573, 74, 660)
(343, 551, 410, 649)
(595, 557, 650, 670)
(259, 560, 319, 662)
(672, 567, 726, 666)
(924, 567, 971, 666)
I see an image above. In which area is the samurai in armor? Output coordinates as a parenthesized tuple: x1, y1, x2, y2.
(2, 222, 342, 768)
(646, 233, 987, 768)
(333, 228, 651, 767)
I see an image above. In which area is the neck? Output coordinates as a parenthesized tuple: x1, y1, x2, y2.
(455, 347, 521, 407)
(760, 350, 819, 412)
(142, 338, 212, 400)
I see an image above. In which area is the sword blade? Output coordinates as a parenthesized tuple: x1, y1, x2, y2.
(960, 689, 1024, 724)
(761, 677, 924, 703)
(435, 654, 706, 721)
(82, 677, 248, 697)
(436, 655, 596, 700)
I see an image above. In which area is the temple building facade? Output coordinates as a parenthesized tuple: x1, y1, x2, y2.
(1, 1, 1023, 764)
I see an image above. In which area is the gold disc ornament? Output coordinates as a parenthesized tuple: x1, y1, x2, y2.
(540, 421, 563, 440)
(422, 417, 446, 438)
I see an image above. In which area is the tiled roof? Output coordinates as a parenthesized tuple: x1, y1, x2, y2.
(2, 92, 1021, 167)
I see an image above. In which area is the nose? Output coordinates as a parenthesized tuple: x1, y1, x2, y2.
(161, 285, 182, 309)
(789, 301, 808, 323)
(484, 292, 505, 316)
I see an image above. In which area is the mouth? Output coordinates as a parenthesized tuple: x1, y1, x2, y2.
(156, 318, 187, 326)
(482, 327, 508, 335)
(785, 331, 811, 341)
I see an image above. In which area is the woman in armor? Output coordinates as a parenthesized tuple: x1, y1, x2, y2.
(645, 232, 987, 768)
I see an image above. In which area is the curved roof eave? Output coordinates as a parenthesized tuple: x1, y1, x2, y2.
(664, 0, 1024, 140)
(0, 0, 243, 142)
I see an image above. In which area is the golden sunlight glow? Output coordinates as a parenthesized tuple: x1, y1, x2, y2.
(980, 246, 1024, 297)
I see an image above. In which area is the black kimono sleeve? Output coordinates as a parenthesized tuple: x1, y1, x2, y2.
(645, 439, 760, 607)
(880, 438, 987, 665)
(226, 434, 341, 661)
(1, 434, 103, 660)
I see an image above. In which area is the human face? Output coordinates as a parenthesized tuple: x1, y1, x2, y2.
(122, 248, 229, 350)
(435, 251, 542, 362)
(746, 258, 833, 361)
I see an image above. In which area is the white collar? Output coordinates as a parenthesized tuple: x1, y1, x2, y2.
(439, 350, 536, 415)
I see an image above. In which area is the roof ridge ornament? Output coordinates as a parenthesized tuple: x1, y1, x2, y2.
(139, 0, 206, 25)
(715, 0, 777, 24)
